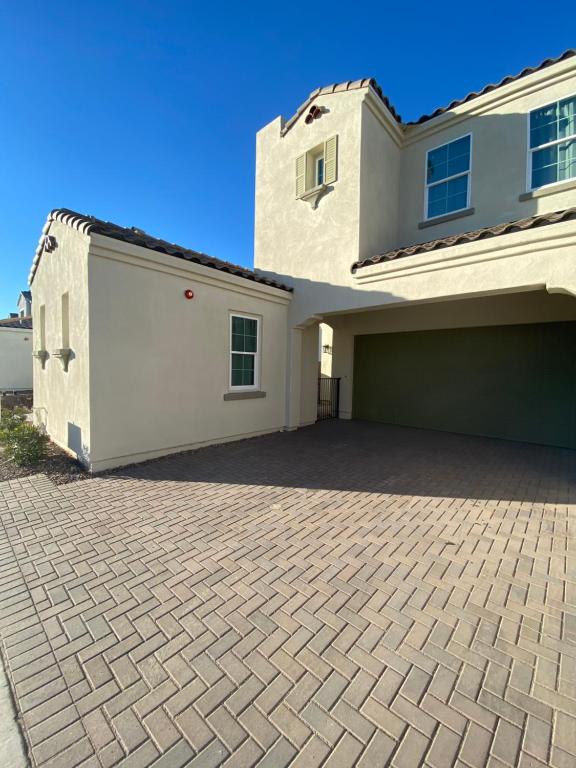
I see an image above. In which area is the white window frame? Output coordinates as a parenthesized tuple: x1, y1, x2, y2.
(229, 312, 261, 391)
(527, 93, 576, 192)
(424, 133, 472, 221)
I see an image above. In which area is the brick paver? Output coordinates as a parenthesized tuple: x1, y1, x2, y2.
(0, 420, 575, 767)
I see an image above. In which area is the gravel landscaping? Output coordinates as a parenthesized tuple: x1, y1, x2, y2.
(0, 440, 87, 484)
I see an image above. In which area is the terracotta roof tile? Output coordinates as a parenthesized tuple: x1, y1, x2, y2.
(283, 49, 575, 134)
(0, 316, 32, 329)
(31, 209, 292, 292)
(281, 78, 402, 135)
(351, 208, 576, 272)
(410, 49, 576, 124)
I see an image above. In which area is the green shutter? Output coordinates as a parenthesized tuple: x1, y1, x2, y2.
(295, 153, 306, 197)
(324, 135, 338, 185)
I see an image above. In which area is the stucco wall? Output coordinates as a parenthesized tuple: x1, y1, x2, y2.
(399, 61, 576, 247)
(254, 56, 576, 330)
(0, 328, 33, 391)
(358, 101, 401, 261)
(31, 220, 91, 458)
(87, 236, 291, 470)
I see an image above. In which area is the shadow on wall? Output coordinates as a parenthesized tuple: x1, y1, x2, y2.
(106, 419, 576, 504)
(67, 422, 89, 466)
(258, 110, 549, 328)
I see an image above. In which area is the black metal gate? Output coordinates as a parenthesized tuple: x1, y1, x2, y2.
(317, 377, 340, 421)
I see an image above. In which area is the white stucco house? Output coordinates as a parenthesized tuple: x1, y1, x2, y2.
(31, 49, 576, 470)
(0, 292, 33, 392)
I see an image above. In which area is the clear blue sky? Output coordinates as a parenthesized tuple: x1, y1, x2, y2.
(0, 1, 572, 316)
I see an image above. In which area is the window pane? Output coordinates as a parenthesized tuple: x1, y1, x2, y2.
(232, 316, 244, 336)
(427, 174, 468, 218)
(445, 191, 468, 213)
(559, 139, 576, 181)
(446, 135, 471, 177)
(316, 157, 324, 185)
(244, 318, 257, 352)
(428, 197, 447, 218)
(231, 353, 254, 387)
(531, 145, 558, 188)
(448, 175, 468, 196)
(530, 103, 558, 148)
(427, 144, 448, 183)
(428, 137, 470, 183)
(428, 183, 446, 203)
(559, 97, 576, 140)
(231, 316, 258, 353)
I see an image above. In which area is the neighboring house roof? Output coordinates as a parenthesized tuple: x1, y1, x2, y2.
(20, 290, 32, 300)
(351, 208, 576, 272)
(283, 49, 575, 134)
(31, 209, 292, 292)
(0, 316, 32, 329)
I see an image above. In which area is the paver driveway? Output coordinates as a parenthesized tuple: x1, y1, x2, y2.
(1, 420, 575, 768)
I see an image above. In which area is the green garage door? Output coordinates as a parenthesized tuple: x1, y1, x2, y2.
(353, 321, 576, 449)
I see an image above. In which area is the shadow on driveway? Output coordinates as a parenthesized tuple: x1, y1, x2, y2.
(108, 420, 576, 504)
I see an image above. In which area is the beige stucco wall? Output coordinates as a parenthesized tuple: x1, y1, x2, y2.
(254, 57, 576, 327)
(31, 220, 91, 458)
(0, 328, 33, 390)
(399, 59, 576, 246)
(86, 236, 291, 471)
(358, 101, 401, 261)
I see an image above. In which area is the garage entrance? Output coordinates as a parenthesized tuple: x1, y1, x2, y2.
(353, 321, 576, 449)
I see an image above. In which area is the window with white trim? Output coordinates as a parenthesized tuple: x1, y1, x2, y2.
(425, 134, 471, 219)
(230, 314, 259, 389)
(529, 96, 576, 189)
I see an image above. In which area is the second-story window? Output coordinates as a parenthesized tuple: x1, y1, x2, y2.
(425, 135, 471, 220)
(295, 136, 337, 197)
(529, 96, 576, 189)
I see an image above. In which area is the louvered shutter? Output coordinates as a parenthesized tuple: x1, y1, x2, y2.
(324, 135, 338, 185)
(295, 154, 306, 197)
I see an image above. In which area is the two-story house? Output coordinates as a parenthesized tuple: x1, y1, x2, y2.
(30, 50, 576, 470)
(255, 48, 576, 449)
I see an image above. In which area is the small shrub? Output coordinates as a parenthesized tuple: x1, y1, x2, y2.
(3, 423, 49, 466)
(0, 407, 28, 444)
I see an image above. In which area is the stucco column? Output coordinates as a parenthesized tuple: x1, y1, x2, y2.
(299, 323, 320, 427)
(285, 321, 320, 430)
(331, 325, 354, 419)
(285, 327, 303, 430)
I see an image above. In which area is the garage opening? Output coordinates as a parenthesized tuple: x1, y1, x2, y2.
(353, 321, 576, 449)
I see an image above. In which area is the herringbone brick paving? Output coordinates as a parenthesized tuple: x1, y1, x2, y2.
(0, 420, 575, 767)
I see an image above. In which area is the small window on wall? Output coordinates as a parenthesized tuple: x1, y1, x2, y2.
(425, 134, 471, 219)
(230, 314, 260, 390)
(529, 96, 576, 189)
(295, 135, 338, 197)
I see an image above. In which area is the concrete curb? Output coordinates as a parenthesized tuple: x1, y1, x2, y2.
(0, 647, 29, 768)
